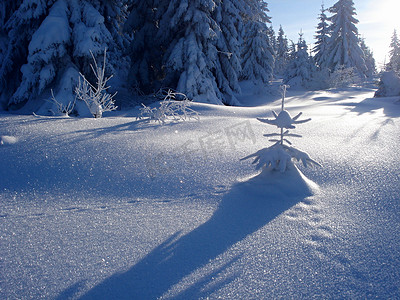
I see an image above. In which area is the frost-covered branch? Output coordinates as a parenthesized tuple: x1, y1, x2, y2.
(138, 89, 200, 124)
(284, 145, 322, 168)
(47, 89, 75, 116)
(75, 49, 117, 118)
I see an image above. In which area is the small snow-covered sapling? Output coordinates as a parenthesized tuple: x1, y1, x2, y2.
(242, 85, 321, 172)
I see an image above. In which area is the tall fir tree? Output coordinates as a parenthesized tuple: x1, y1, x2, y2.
(326, 0, 367, 78)
(124, 0, 167, 94)
(0, 0, 50, 109)
(284, 32, 314, 88)
(288, 40, 297, 61)
(212, 0, 245, 104)
(3, 0, 128, 112)
(386, 29, 400, 73)
(158, 0, 224, 104)
(313, 4, 330, 70)
(268, 25, 277, 53)
(0, 1, 23, 108)
(95, 0, 130, 50)
(359, 37, 375, 78)
(275, 25, 289, 76)
(240, 0, 275, 83)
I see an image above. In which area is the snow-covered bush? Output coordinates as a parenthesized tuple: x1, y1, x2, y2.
(242, 85, 320, 173)
(309, 68, 331, 90)
(329, 66, 361, 88)
(374, 71, 400, 98)
(75, 49, 117, 118)
(138, 90, 199, 125)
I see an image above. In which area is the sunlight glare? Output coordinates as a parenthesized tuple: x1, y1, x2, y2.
(358, 0, 400, 67)
(365, 0, 400, 30)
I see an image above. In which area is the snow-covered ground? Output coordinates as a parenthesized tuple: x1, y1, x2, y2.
(1, 86, 399, 299)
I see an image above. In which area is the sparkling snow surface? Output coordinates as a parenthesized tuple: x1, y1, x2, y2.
(1, 87, 399, 299)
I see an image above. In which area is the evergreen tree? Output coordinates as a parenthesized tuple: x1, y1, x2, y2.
(241, 0, 275, 83)
(284, 32, 314, 89)
(0, 1, 23, 108)
(326, 0, 367, 78)
(155, 0, 253, 105)
(275, 25, 289, 76)
(5, 0, 127, 112)
(359, 37, 375, 78)
(0, 1, 22, 36)
(288, 40, 296, 61)
(212, 0, 245, 104)
(159, 0, 224, 104)
(386, 29, 400, 73)
(313, 4, 330, 70)
(93, 0, 131, 77)
(124, 0, 167, 94)
(0, 0, 50, 109)
(268, 25, 277, 53)
(95, 0, 130, 50)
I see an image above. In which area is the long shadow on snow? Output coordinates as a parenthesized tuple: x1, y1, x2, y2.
(76, 168, 314, 299)
(60, 118, 182, 143)
(340, 96, 400, 118)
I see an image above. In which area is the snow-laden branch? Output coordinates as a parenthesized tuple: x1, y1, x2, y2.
(47, 89, 76, 117)
(138, 89, 200, 124)
(257, 110, 311, 130)
(75, 49, 117, 118)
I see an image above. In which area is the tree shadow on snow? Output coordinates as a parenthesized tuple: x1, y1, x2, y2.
(341, 96, 400, 118)
(71, 167, 316, 299)
(65, 118, 182, 141)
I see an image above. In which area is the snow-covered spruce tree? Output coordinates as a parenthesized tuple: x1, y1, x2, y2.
(240, 0, 275, 84)
(242, 85, 320, 173)
(94, 0, 130, 50)
(92, 0, 131, 79)
(0, 1, 20, 108)
(287, 40, 296, 61)
(313, 4, 330, 70)
(386, 29, 400, 74)
(0, 0, 49, 110)
(124, 0, 168, 94)
(268, 25, 277, 53)
(211, 0, 245, 105)
(274, 25, 289, 77)
(284, 32, 315, 89)
(375, 30, 400, 97)
(359, 37, 376, 78)
(325, 0, 367, 79)
(7, 0, 124, 114)
(157, 0, 225, 104)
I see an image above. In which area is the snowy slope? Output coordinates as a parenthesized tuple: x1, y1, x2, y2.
(1, 87, 399, 299)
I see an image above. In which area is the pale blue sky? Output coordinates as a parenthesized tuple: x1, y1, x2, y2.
(267, 0, 400, 69)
